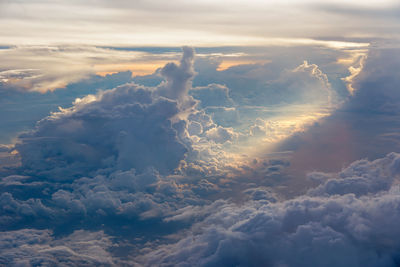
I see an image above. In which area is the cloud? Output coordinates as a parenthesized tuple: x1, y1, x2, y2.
(0, 0, 397, 46)
(349, 48, 400, 114)
(308, 152, 400, 197)
(140, 152, 400, 267)
(0, 44, 356, 144)
(3, 46, 400, 266)
(133, 49, 400, 266)
(192, 55, 340, 130)
(277, 48, 400, 173)
(0, 70, 133, 144)
(0, 144, 11, 153)
(0, 47, 233, 237)
(253, 60, 334, 106)
(205, 126, 238, 144)
(0, 229, 116, 266)
(14, 48, 198, 180)
(157, 46, 196, 106)
(190, 83, 234, 108)
(0, 48, 226, 238)
(4, 151, 400, 266)
(0, 45, 179, 93)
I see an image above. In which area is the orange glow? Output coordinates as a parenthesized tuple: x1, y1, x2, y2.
(95, 61, 171, 77)
(217, 60, 270, 71)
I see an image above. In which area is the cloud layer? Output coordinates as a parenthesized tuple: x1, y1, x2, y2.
(0, 0, 398, 46)
(141, 153, 400, 267)
(2, 47, 400, 266)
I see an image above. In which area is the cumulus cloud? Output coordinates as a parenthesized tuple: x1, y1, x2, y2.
(308, 152, 400, 197)
(257, 60, 334, 106)
(5, 151, 400, 266)
(157, 46, 196, 106)
(0, 47, 247, 241)
(0, 48, 218, 237)
(205, 126, 238, 144)
(277, 48, 400, 173)
(0, 69, 135, 144)
(140, 152, 400, 267)
(14, 48, 198, 180)
(190, 83, 234, 108)
(192, 51, 341, 109)
(15, 85, 186, 179)
(0, 165, 212, 235)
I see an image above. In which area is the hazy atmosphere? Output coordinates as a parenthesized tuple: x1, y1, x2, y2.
(1, 1, 400, 266)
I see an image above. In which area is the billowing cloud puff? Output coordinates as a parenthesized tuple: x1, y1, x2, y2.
(192, 57, 336, 107)
(0, 70, 133, 144)
(15, 84, 187, 179)
(141, 152, 400, 267)
(4, 151, 400, 266)
(0, 165, 211, 234)
(157, 46, 196, 109)
(308, 152, 400, 197)
(205, 126, 238, 144)
(14, 48, 198, 180)
(190, 83, 234, 108)
(259, 60, 334, 106)
(203, 107, 239, 128)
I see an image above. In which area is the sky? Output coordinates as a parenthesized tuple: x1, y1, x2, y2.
(1, 1, 400, 266)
